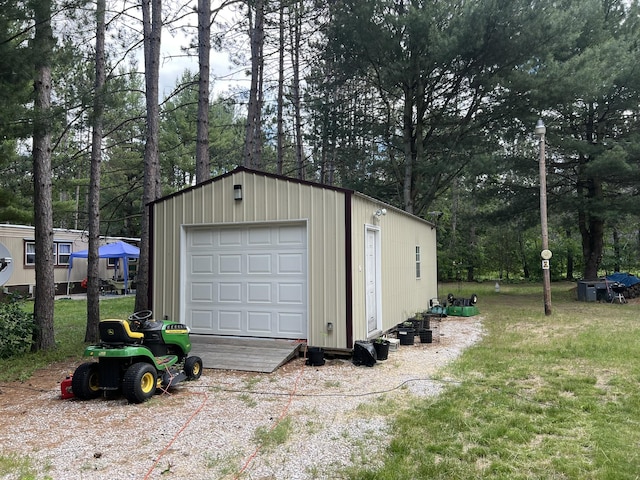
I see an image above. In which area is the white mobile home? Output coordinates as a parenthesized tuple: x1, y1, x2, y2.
(150, 167, 438, 349)
(0, 224, 138, 296)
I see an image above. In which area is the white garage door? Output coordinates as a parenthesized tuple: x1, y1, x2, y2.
(183, 223, 308, 339)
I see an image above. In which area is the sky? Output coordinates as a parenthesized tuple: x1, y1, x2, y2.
(157, 39, 243, 99)
(154, 4, 248, 100)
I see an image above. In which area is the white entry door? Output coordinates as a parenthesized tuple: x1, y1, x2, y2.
(183, 223, 307, 339)
(365, 226, 381, 336)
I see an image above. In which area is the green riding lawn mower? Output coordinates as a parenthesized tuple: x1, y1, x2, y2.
(71, 310, 203, 404)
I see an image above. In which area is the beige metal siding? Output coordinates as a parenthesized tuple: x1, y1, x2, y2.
(152, 171, 348, 348)
(350, 195, 438, 340)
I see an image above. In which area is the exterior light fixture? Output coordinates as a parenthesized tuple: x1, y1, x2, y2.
(233, 184, 243, 201)
(374, 208, 387, 217)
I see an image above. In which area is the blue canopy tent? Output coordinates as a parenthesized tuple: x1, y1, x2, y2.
(67, 241, 140, 295)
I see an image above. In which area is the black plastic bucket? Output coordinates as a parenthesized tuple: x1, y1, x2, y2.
(419, 329, 433, 343)
(397, 328, 415, 345)
(306, 346, 325, 366)
(373, 341, 390, 360)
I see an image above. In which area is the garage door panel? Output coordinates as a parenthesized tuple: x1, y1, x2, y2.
(278, 225, 304, 244)
(219, 311, 242, 332)
(278, 283, 303, 304)
(248, 227, 271, 245)
(191, 282, 213, 302)
(190, 229, 214, 247)
(191, 310, 213, 330)
(278, 253, 303, 273)
(219, 229, 242, 246)
(247, 254, 272, 273)
(247, 311, 272, 333)
(247, 283, 272, 303)
(191, 255, 214, 273)
(278, 313, 304, 335)
(185, 224, 307, 339)
(219, 254, 242, 274)
(218, 283, 242, 302)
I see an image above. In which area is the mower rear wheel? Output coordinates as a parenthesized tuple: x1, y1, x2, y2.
(185, 356, 203, 380)
(123, 362, 157, 404)
(72, 362, 101, 400)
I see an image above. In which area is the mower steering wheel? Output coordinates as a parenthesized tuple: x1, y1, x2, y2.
(129, 310, 153, 322)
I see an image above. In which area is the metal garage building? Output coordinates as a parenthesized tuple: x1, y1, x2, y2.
(150, 167, 437, 350)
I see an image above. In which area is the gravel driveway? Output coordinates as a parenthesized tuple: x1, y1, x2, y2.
(0, 316, 483, 480)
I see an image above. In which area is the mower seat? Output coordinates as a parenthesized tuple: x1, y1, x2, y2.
(99, 319, 144, 345)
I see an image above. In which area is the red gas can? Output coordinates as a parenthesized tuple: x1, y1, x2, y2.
(60, 376, 74, 399)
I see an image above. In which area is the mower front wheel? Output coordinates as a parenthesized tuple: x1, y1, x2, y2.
(123, 362, 157, 404)
(184, 356, 203, 380)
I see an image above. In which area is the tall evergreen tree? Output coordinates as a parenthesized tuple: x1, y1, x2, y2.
(243, 0, 265, 169)
(196, 0, 211, 183)
(538, 0, 640, 279)
(86, 0, 107, 343)
(0, 4, 35, 223)
(31, 0, 56, 350)
(312, 0, 574, 216)
(136, 0, 162, 312)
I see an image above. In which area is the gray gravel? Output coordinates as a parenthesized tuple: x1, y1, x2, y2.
(0, 316, 483, 479)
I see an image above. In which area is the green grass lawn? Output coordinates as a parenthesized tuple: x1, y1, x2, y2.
(347, 282, 640, 479)
(0, 296, 134, 382)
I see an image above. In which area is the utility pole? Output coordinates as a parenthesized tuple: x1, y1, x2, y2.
(536, 119, 552, 316)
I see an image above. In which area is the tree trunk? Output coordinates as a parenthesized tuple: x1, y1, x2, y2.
(580, 216, 604, 280)
(196, 0, 210, 183)
(612, 227, 620, 273)
(243, 0, 264, 169)
(86, 0, 107, 343)
(578, 174, 605, 279)
(289, 0, 304, 180)
(579, 106, 606, 280)
(466, 225, 476, 282)
(31, 0, 56, 351)
(136, 0, 162, 312)
(276, 0, 284, 175)
(449, 177, 458, 251)
(518, 229, 530, 279)
(402, 84, 415, 214)
(565, 228, 574, 280)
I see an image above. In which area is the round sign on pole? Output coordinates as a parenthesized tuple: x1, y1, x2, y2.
(541, 249, 552, 260)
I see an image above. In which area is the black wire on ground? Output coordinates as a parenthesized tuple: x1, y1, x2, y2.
(179, 377, 461, 398)
(0, 377, 459, 397)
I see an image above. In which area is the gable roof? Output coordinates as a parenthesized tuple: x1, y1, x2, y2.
(151, 166, 355, 207)
(150, 166, 434, 227)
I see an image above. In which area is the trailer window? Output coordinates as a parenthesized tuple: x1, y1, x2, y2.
(57, 243, 72, 265)
(25, 242, 36, 265)
(25, 241, 73, 266)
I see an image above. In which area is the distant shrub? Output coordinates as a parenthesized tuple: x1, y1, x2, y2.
(0, 301, 35, 358)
